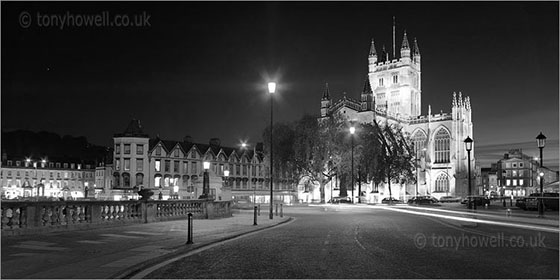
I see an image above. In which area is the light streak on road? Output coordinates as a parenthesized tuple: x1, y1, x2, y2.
(379, 206, 560, 233)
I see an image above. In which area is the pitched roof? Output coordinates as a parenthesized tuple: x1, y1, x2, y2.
(114, 119, 149, 138)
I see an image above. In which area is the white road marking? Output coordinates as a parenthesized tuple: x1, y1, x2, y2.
(100, 234, 141, 239)
(124, 231, 162, 236)
(77, 240, 106, 244)
(12, 244, 67, 251)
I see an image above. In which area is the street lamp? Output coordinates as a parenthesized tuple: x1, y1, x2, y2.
(464, 136, 474, 210)
(536, 132, 546, 217)
(268, 82, 276, 219)
(350, 126, 355, 203)
(200, 161, 211, 199)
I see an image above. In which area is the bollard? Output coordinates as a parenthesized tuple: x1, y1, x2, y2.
(280, 204, 283, 217)
(275, 203, 278, 216)
(186, 213, 193, 244)
(258, 204, 261, 216)
(484, 203, 488, 209)
(253, 206, 258, 226)
(506, 208, 511, 217)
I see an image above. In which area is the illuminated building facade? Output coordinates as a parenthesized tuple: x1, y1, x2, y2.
(0, 156, 95, 200)
(110, 119, 296, 203)
(317, 30, 474, 201)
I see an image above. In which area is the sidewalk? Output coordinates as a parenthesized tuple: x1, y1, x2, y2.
(1, 209, 290, 279)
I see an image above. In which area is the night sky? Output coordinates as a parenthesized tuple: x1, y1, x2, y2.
(2, 2, 558, 169)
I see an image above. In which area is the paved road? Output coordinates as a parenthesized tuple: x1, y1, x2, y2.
(145, 205, 559, 279)
(1, 210, 289, 279)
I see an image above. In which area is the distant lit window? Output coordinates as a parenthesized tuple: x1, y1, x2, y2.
(155, 160, 161, 172)
(519, 179, 524, 186)
(506, 179, 511, 186)
(124, 144, 131, 154)
(512, 170, 517, 177)
(116, 160, 120, 171)
(154, 175, 161, 187)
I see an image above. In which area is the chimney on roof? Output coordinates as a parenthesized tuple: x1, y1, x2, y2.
(255, 142, 264, 153)
(183, 135, 193, 143)
(504, 153, 509, 159)
(209, 138, 221, 147)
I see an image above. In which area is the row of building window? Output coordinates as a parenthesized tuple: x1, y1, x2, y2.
(411, 129, 451, 164)
(377, 75, 399, 87)
(115, 144, 144, 155)
(5, 160, 90, 169)
(1, 170, 93, 179)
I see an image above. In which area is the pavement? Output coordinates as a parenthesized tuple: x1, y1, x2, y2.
(1, 209, 291, 279)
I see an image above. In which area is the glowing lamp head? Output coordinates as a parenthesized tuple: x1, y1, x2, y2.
(268, 82, 276, 94)
(464, 136, 473, 152)
(536, 132, 546, 148)
(173, 185, 179, 193)
(539, 172, 544, 177)
(26, 158, 31, 163)
(203, 161, 210, 170)
(349, 127, 355, 135)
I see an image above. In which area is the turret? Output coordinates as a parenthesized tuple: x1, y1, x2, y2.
(360, 76, 374, 111)
(368, 38, 377, 72)
(400, 31, 411, 63)
(413, 37, 421, 65)
(320, 83, 331, 117)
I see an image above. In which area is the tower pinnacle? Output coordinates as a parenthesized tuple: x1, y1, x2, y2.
(322, 83, 330, 100)
(369, 38, 377, 57)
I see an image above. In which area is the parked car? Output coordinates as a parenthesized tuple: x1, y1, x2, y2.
(329, 196, 352, 204)
(461, 196, 491, 206)
(439, 196, 461, 203)
(407, 196, 439, 205)
(381, 197, 403, 204)
(520, 193, 559, 211)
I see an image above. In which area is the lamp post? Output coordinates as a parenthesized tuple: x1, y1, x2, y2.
(268, 82, 276, 219)
(464, 136, 474, 210)
(536, 132, 546, 217)
(201, 161, 210, 199)
(350, 126, 355, 203)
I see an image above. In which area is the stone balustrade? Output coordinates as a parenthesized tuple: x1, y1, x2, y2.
(1, 199, 231, 236)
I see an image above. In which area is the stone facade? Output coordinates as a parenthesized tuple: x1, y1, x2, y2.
(316, 31, 475, 202)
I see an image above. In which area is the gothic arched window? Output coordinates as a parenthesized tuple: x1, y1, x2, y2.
(412, 130, 427, 155)
(435, 173, 449, 192)
(434, 128, 450, 163)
